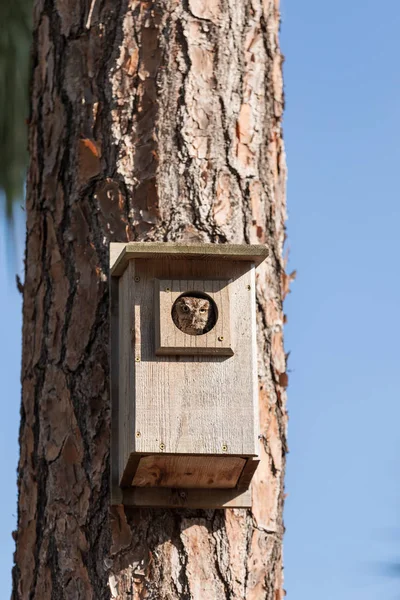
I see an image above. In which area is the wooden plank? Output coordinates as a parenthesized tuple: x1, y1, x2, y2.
(121, 486, 252, 509)
(249, 265, 260, 454)
(155, 278, 233, 356)
(118, 273, 128, 483)
(237, 457, 260, 490)
(131, 454, 246, 488)
(120, 453, 142, 488)
(110, 242, 126, 272)
(110, 276, 123, 504)
(110, 242, 268, 276)
(118, 262, 136, 484)
(133, 259, 258, 458)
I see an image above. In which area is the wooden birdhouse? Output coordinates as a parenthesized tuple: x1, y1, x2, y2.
(110, 242, 268, 508)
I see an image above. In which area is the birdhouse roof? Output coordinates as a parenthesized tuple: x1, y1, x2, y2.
(110, 242, 269, 277)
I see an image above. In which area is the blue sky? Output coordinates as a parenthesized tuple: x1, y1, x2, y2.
(1, 0, 400, 597)
(282, 0, 400, 598)
(0, 209, 23, 595)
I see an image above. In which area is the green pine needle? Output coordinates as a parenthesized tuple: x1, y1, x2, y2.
(0, 0, 32, 220)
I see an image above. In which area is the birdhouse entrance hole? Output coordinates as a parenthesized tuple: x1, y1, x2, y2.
(171, 291, 218, 336)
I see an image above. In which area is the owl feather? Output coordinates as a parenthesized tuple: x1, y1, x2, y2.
(171, 295, 215, 335)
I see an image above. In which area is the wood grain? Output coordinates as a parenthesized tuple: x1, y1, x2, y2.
(155, 278, 233, 355)
(110, 277, 123, 503)
(237, 457, 260, 490)
(110, 242, 125, 272)
(111, 242, 269, 276)
(131, 454, 246, 488)
(132, 258, 258, 459)
(118, 262, 136, 484)
(114, 255, 260, 494)
(121, 486, 252, 509)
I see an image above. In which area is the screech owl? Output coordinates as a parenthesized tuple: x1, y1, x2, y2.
(171, 295, 216, 336)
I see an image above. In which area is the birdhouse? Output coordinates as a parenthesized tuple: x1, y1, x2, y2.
(110, 242, 268, 508)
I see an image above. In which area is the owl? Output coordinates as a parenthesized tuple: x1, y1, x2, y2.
(171, 295, 215, 335)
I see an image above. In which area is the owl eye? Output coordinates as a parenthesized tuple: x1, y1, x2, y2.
(199, 308, 206, 313)
(182, 305, 190, 312)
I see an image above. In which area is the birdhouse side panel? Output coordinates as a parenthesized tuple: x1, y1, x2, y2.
(118, 262, 136, 483)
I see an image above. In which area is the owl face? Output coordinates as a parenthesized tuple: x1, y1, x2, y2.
(171, 294, 216, 336)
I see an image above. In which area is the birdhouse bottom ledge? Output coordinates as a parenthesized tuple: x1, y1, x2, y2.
(112, 453, 259, 509)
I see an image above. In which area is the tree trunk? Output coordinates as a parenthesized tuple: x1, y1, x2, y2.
(13, 0, 287, 598)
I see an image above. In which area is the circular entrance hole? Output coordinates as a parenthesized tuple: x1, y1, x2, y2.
(171, 292, 217, 336)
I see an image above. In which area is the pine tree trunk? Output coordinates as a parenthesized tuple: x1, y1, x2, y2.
(13, 1, 287, 598)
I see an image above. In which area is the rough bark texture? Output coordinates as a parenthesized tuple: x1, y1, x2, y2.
(13, 0, 287, 598)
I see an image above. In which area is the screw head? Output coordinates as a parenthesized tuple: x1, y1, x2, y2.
(159, 443, 165, 451)
(165, 287, 170, 292)
(136, 431, 141, 438)
(218, 336, 224, 342)
(134, 276, 140, 282)
(135, 357, 140, 362)
(222, 444, 228, 452)
(247, 284, 251, 290)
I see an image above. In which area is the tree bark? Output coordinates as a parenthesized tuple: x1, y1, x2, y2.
(13, 0, 287, 598)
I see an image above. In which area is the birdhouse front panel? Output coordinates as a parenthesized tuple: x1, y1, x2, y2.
(110, 243, 268, 508)
(155, 279, 233, 355)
